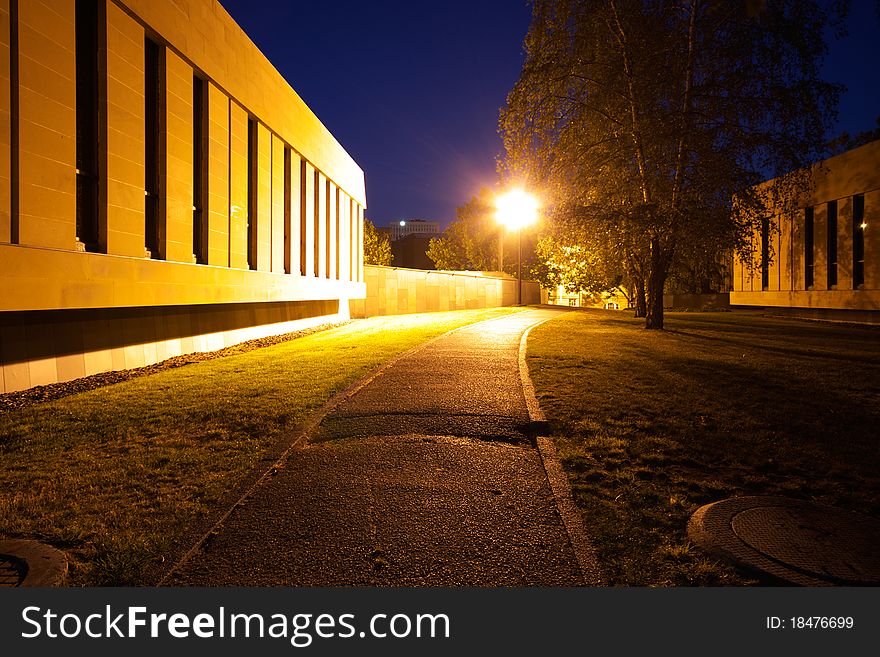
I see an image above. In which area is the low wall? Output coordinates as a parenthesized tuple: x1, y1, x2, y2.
(350, 265, 541, 318)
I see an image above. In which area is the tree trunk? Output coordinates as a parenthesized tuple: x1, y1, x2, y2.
(644, 238, 666, 329)
(634, 277, 646, 318)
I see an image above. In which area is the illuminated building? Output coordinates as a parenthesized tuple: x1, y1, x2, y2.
(0, 0, 366, 392)
(731, 140, 879, 323)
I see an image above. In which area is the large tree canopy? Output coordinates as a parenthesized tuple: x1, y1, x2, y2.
(501, 0, 844, 328)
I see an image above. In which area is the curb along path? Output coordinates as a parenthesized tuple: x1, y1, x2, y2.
(165, 308, 602, 586)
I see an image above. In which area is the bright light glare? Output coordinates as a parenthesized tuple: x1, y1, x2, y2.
(495, 189, 539, 230)
(860, 222, 867, 229)
(399, 220, 406, 226)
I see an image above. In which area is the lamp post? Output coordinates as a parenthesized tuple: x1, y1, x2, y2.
(495, 189, 539, 305)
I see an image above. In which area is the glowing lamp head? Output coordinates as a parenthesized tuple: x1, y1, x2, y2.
(399, 220, 406, 226)
(495, 189, 539, 230)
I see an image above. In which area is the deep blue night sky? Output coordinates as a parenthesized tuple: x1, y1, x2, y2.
(219, 0, 880, 229)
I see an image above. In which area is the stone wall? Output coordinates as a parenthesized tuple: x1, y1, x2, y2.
(350, 266, 541, 318)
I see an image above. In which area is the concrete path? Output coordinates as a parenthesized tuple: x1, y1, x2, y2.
(167, 309, 594, 586)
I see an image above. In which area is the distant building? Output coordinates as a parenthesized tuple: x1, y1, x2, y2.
(390, 219, 440, 241)
(731, 139, 879, 323)
(392, 234, 436, 270)
(545, 286, 630, 309)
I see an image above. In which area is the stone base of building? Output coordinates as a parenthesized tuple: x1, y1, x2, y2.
(731, 304, 880, 325)
(0, 299, 346, 394)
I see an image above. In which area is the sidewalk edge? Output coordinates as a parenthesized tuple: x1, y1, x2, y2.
(519, 317, 605, 586)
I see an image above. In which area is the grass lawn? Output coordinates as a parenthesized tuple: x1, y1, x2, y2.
(527, 309, 880, 586)
(0, 307, 521, 586)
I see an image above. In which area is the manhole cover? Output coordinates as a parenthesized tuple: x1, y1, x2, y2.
(0, 540, 67, 587)
(0, 555, 26, 587)
(688, 496, 880, 586)
(732, 506, 880, 584)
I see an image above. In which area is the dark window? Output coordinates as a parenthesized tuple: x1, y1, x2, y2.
(192, 75, 207, 264)
(761, 216, 770, 290)
(827, 200, 838, 287)
(76, 0, 101, 251)
(247, 118, 257, 270)
(283, 147, 292, 274)
(144, 37, 164, 259)
(804, 207, 814, 289)
(853, 194, 865, 288)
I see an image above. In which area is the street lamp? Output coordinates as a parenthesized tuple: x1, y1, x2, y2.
(495, 189, 539, 305)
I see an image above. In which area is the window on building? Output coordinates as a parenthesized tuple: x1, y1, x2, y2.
(247, 118, 257, 270)
(761, 216, 770, 290)
(76, 0, 101, 251)
(284, 147, 292, 275)
(853, 194, 865, 288)
(192, 74, 208, 264)
(827, 200, 838, 287)
(144, 37, 163, 259)
(804, 206, 814, 289)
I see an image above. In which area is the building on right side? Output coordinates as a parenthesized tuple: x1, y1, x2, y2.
(731, 139, 880, 323)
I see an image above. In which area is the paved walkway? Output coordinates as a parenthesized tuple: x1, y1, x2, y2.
(166, 309, 596, 586)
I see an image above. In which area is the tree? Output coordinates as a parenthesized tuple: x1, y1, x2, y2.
(500, 0, 843, 328)
(363, 218, 392, 266)
(532, 221, 624, 298)
(427, 189, 505, 271)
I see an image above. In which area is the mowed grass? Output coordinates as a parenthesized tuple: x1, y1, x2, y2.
(0, 307, 522, 586)
(527, 309, 880, 586)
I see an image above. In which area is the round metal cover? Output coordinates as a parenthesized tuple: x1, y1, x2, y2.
(688, 496, 880, 586)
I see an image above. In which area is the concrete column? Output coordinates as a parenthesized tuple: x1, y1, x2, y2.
(206, 82, 229, 267)
(302, 160, 315, 277)
(338, 189, 349, 282)
(288, 150, 301, 275)
(17, 0, 76, 250)
(327, 179, 337, 279)
(163, 48, 194, 263)
(255, 121, 270, 271)
(228, 101, 248, 269)
(105, 2, 146, 258)
(316, 170, 327, 278)
(0, 0, 10, 243)
(270, 133, 284, 273)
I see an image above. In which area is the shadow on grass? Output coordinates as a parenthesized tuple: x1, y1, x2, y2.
(528, 309, 880, 585)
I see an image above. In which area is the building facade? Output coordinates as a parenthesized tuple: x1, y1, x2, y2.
(389, 219, 439, 242)
(0, 0, 366, 393)
(731, 140, 880, 322)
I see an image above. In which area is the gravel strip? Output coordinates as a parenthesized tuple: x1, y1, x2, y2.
(0, 322, 349, 416)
